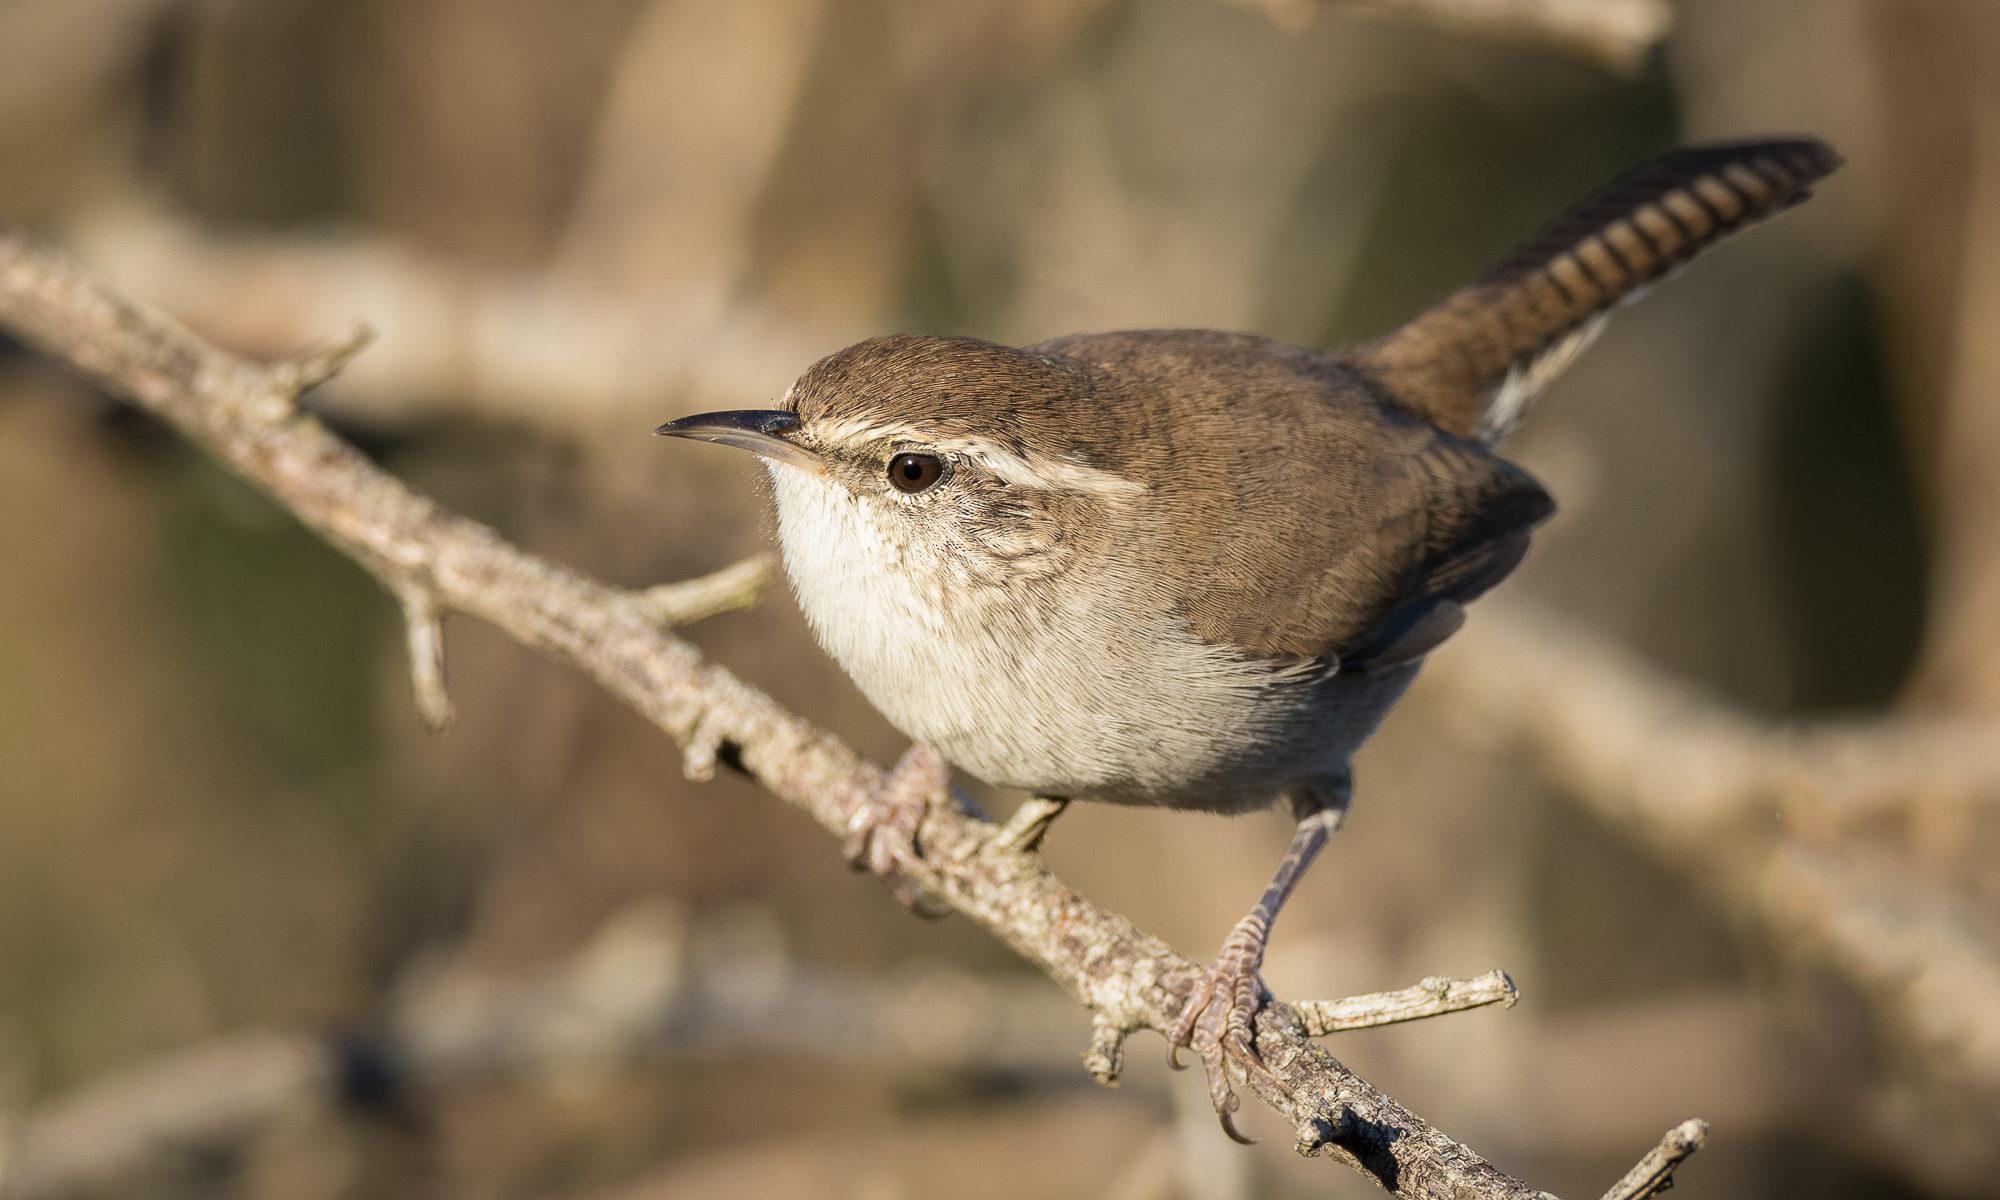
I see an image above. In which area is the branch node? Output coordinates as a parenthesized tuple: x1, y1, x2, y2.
(631, 554, 779, 628)
(1600, 1118, 1708, 1200)
(395, 586, 454, 733)
(1293, 968, 1519, 1036)
(682, 709, 728, 782)
(281, 322, 376, 397)
(991, 796, 1069, 855)
(1083, 1013, 1129, 1086)
(1294, 1106, 1350, 1158)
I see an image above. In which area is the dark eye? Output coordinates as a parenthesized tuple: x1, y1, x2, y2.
(887, 453, 945, 494)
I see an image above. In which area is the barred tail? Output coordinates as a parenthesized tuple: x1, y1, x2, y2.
(1354, 138, 1843, 441)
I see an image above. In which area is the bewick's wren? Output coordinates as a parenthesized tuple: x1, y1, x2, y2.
(659, 138, 1840, 1136)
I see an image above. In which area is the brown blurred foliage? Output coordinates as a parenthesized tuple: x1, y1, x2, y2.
(0, 1, 1995, 1197)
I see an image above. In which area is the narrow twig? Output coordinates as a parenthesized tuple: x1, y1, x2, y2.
(1599, 1119, 1707, 1200)
(630, 554, 779, 627)
(394, 585, 455, 733)
(1294, 970, 1518, 1035)
(0, 219, 1685, 1199)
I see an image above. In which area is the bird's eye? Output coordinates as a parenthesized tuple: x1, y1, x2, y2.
(887, 453, 945, 494)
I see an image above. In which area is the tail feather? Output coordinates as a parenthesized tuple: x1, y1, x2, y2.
(1354, 138, 1843, 441)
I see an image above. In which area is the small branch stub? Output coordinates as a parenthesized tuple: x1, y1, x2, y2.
(279, 321, 377, 397)
(396, 587, 455, 733)
(1084, 1014, 1129, 1086)
(991, 796, 1069, 855)
(1600, 1119, 1708, 1200)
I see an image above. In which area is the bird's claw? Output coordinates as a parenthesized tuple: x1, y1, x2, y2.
(1167, 916, 1272, 1143)
(843, 743, 953, 918)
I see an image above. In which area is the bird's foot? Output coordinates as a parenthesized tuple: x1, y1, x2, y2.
(1168, 915, 1274, 1143)
(843, 743, 953, 918)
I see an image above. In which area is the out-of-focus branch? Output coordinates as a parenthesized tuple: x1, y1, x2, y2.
(0, 223, 1686, 1199)
(1225, 0, 1672, 74)
(1, 904, 1081, 1200)
(5, 1035, 325, 1200)
(2, 899, 1530, 1200)
(65, 205, 849, 434)
(1425, 605, 2000, 1094)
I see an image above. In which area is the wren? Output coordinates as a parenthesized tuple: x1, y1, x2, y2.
(658, 138, 1841, 1137)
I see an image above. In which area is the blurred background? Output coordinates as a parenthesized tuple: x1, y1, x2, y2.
(1, 0, 1997, 1197)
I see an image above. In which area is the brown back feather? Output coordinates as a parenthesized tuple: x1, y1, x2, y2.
(1353, 138, 1843, 441)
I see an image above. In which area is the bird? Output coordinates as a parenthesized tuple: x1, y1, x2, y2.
(657, 137, 1842, 1138)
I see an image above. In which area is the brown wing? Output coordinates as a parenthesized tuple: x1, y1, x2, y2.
(1354, 138, 1841, 442)
(1202, 429, 1552, 667)
(1031, 329, 1553, 666)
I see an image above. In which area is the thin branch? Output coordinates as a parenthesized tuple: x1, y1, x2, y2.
(1598, 1118, 1707, 1200)
(63, 206, 838, 434)
(1294, 970, 1517, 1035)
(0, 220, 1680, 1198)
(1226, 0, 1672, 75)
(629, 553, 779, 627)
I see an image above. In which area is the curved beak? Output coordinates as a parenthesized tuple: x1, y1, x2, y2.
(654, 409, 819, 471)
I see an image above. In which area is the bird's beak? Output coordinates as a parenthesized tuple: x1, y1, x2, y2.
(654, 409, 819, 471)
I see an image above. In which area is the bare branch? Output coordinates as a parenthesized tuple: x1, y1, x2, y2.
(5, 1034, 328, 1200)
(1598, 1119, 1708, 1200)
(0, 220, 1650, 1198)
(1426, 606, 2000, 1095)
(1760, 844, 2000, 1086)
(1294, 970, 1517, 1035)
(2, 904, 1092, 1200)
(1431, 605, 2000, 844)
(63, 206, 837, 434)
(1226, 0, 1672, 74)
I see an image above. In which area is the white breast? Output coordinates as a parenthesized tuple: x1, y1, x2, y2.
(766, 465, 1340, 809)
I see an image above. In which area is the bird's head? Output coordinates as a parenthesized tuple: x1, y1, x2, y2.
(657, 334, 1143, 588)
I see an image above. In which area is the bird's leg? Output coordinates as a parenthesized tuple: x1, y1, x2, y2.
(843, 743, 954, 917)
(1169, 770, 1353, 1143)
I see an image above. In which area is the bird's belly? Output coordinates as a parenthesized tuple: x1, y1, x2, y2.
(788, 555, 1412, 811)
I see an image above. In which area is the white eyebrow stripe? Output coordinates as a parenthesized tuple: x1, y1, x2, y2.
(811, 414, 885, 445)
(956, 442, 1146, 497)
(805, 419, 1145, 497)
